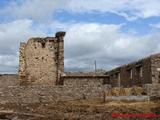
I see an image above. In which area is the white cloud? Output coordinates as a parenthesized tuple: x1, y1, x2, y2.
(1, 18, 160, 72)
(66, 0, 160, 20)
(1, 0, 160, 73)
(0, 0, 66, 21)
(0, 19, 47, 54)
(64, 23, 160, 71)
(0, 19, 48, 73)
(1, 0, 160, 21)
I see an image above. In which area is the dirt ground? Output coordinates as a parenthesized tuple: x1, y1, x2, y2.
(0, 99, 160, 120)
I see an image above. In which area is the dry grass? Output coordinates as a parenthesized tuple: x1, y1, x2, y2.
(105, 87, 146, 96)
(66, 99, 160, 113)
(0, 99, 159, 119)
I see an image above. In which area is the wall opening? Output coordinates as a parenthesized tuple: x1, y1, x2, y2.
(158, 72, 160, 83)
(103, 76, 110, 84)
(41, 42, 46, 48)
(136, 66, 143, 78)
(127, 69, 132, 79)
(115, 72, 121, 87)
(157, 68, 160, 83)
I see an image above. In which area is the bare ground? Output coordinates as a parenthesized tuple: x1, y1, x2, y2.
(0, 99, 159, 120)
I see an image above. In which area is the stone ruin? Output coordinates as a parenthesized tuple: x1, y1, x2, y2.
(0, 31, 159, 105)
(19, 32, 65, 85)
(18, 31, 160, 88)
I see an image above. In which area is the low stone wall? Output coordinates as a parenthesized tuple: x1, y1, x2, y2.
(62, 75, 109, 87)
(0, 85, 110, 104)
(105, 96, 150, 101)
(144, 84, 160, 98)
(0, 74, 158, 104)
(0, 74, 18, 87)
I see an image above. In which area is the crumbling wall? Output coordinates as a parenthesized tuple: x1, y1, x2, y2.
(65, 70, 106, 76)
(19, 43, 26, 83)
(144, 84, 160, 98)
(0, 85, 110, 104)
(106, 56, 152, 87)
(151, 54, 160, 84)
(62, 75, 109, 87)
(19, 32, 65, 86)
(55, 32, 65, 84)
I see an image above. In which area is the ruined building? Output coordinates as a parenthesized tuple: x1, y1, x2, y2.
(0, 31, 159, 105)
(19, 32, 65, 85)
(18, 31, 160, 88)
(106, 54, 160, 87)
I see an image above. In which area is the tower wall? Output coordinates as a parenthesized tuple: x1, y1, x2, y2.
(18, 32, 65, 86)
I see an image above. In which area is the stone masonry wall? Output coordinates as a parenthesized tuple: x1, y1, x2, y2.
(19, 42, 26, 83)
(55, 32, 65, 84)
(62, 75, 110, 87)
(0, 74, 111, 104)
(151, 54, 160, 84)
(0, 74, 159, 104)
(0, 85, 110, 104)
(106, 56, 152, 87)
(19, 32, 65, 86)
(144, 84, 160, 98)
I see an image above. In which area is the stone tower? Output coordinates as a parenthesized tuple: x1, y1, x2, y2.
(19, 32, 65, 86)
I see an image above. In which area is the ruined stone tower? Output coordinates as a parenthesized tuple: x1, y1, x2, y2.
(19, 32, 65, 86)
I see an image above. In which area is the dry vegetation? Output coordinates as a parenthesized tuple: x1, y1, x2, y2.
(106, 87, 147, 96)
(0, 99, 159, 120)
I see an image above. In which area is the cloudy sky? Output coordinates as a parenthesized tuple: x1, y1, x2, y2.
(0, 0, 160, 73)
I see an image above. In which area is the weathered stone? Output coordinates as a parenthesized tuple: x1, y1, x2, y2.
(62, 75, 110, 87)
(0, 32, 160, 105)
(106, 54, 160, 87)
(18, 32, 65, 86)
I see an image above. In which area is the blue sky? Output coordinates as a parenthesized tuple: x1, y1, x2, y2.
(54, 10, 160, 35)
(0, 0, 160, 73)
